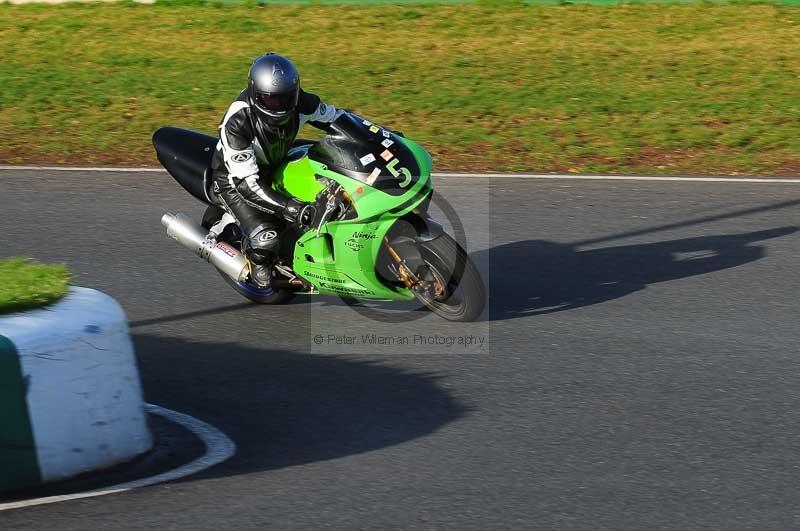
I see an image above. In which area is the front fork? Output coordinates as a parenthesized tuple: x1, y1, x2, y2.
(383, 237, 445, 299)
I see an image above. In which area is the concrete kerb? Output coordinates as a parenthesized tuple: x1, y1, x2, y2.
(0, 287, 152, 493)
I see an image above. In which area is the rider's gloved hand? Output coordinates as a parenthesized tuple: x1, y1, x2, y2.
(283, 198, 318, 227)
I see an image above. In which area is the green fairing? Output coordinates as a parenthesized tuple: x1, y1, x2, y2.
(274, 155, 323, 202)
(272, 138, 433, 300)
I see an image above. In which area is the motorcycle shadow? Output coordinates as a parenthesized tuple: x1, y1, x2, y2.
(133, 333, 468, 482)
(479, 226, 797, 321)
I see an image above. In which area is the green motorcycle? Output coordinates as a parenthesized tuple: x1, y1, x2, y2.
(153, 112, 485, 322)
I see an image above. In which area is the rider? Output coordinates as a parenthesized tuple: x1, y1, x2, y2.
(211, 52, 344, 288)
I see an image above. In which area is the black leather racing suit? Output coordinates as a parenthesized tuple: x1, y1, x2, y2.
(211, 88, 343, 266)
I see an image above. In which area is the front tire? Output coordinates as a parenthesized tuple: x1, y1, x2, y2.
(414, 234, 486, 322)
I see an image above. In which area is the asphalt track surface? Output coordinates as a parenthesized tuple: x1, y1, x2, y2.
(2, 169, 800, 530)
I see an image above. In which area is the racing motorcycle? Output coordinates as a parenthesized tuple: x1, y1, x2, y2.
(152, 112, 485, 322)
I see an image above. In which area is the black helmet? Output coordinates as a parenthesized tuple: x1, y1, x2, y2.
(247, 53, 300, 126)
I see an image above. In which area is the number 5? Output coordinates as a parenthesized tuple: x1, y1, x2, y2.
(386, 159, 413, 188)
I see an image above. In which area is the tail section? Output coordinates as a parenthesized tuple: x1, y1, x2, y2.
(152, 127, 218, 204)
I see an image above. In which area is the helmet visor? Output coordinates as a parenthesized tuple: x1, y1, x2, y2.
(255, 91, 296, 114)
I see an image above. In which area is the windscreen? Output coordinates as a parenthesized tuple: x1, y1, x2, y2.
(308, 113, 423, 196)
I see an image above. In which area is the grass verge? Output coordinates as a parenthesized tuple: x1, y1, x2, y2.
(0, 3, 798, 175)
(0, 258, 70, 315)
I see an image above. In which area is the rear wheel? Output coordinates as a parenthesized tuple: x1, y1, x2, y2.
(217, 269, 295, 305)
(413, 234, 486, 322)
(202, 205, 295, 305)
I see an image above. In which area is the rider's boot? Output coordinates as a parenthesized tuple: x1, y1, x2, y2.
(250, 262, 272, 289)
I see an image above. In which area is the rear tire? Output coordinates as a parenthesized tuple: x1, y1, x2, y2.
(414, 234, 486, 322)
(202, 205, 295, 305)
(217, 269, 295, 305)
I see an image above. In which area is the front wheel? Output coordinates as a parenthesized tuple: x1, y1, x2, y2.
(413, 234, 486, 322)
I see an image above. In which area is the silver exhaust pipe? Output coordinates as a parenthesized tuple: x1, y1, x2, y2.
(161, 212, 249, 282)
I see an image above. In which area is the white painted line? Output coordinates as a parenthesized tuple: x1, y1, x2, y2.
(433, 172, 800, 183)
(0, 403, 236, 512)
(0, 165, 798, 183)
(0, 165, 166, 173)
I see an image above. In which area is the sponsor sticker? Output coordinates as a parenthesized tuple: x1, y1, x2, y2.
(215, 242, 238, 257)
(362, 119, 373, 126)
(359, 153, 376, 166)
(320, 284, 373, 296)
(345, 238, 364, 251)
(366, 168, 381, 185)
(303, 271, 346, 283)
(369, 125, 379, 133)
(382, 130, 391, 138)
(380, 149, 394, 161)
(381, 139, 394, 148)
